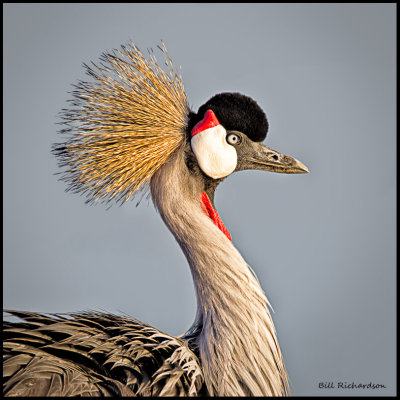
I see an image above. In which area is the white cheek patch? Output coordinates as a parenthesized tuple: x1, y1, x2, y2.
(191, 125, 237, 179)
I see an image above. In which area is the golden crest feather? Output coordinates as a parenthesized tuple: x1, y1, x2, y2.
(53, 42, 188, 204)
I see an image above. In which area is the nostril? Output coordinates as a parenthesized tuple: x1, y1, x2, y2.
(272, 154, 279, 161)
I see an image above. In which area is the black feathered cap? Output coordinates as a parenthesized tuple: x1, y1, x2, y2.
(188, 92, 268, 142)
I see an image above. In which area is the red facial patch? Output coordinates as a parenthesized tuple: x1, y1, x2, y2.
(191, 109, 220, 137)
(200, 192, 232, 241)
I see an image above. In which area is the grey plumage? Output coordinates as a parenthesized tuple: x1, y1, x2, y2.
(151, 148, 291, 396)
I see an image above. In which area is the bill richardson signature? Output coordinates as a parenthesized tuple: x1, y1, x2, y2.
(319, 382, 386, 390)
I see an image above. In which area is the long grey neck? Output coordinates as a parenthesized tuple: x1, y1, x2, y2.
(150, 148, 289, 396)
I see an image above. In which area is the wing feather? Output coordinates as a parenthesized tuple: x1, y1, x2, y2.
(3, 310, 204, 396)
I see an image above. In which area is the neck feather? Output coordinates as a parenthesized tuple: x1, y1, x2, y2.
(150, 148, 289, 396)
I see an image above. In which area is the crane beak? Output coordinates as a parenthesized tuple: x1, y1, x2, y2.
(240, 141, 309, 174)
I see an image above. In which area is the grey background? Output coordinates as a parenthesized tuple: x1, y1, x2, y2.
(3, 3, 396, 396)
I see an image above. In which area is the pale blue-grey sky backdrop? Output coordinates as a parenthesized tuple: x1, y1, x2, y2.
(3, 3, 396, 396)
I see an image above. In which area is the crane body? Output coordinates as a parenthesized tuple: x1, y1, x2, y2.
(3, 42, 308, 396)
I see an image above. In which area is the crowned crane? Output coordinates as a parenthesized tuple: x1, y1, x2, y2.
(3, 42, 309, 397)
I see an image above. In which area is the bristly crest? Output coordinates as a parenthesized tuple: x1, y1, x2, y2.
(52, 42, 188, 205)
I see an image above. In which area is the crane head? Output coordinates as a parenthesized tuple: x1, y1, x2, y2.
(52, 42, 308, 207)
(187, 92, 309, 181)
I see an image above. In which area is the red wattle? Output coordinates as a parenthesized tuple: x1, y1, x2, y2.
(200, 192, 232, 241)
(191, 109, 220, 137)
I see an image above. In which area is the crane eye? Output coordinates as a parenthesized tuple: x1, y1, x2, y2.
(226, 133, 241, 146)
